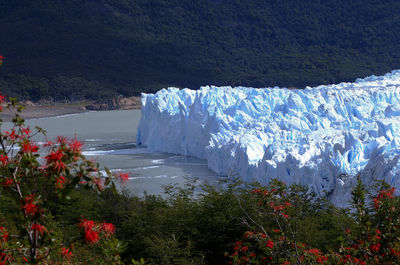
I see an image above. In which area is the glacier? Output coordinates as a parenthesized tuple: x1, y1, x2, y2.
(136, 70, 400, 206)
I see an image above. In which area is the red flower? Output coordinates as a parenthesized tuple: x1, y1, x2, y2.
(244, 231, 253, 238)
(281, 213, 289, 219)
(5, 130, 16, 140)
(46, 149, 66, 172)
(0, 155, 7, 166)
(0, 227, 8, 242)
(370, 243, 381, 252)
(2, 178, 13, 187)
(21, 141, 39, 153)
(85, 229, 99, 244)
(118, 172, 130, 183)
(390, 248, 400, 257)
(69, 138, 83, 153)
(55, 176, 67, 189)
(31, 223, 46, 235)
(78, 218, 95, 232)
(376, 188, 395, 202)
(61, 247, 73, 259)
(274, 205, 285, 211)
(373, 197, 380, 209)
(47, 149, 64, 162)
(54, 161, 67, 172)
(23, 202, 39, 216)
(43, 140, 55, 147)
(265, 240, 274, 249)
(316, 256, 328, 264)
(57, 136, 67, 145)
(101, 222, 115, 235)
(307, 249, 322, 256)
(78, 218, 101, 243)
(45, 149, 65, 168)
(241, 246, 249, 252)
(21, 127, 31, 136)
(22, 196, 40, 216)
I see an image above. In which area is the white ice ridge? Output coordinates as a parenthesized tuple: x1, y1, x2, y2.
(137, 70, 400, 206)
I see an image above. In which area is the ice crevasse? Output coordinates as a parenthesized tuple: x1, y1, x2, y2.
(137, 70, 400, 206)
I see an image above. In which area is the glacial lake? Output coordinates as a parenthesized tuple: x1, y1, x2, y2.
(2, 110, 223, 196)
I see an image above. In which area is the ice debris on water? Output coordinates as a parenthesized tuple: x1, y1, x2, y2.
(137, 70, 400, 206)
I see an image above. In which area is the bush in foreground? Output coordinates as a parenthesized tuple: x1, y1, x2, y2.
(227, 178, 400, 264)
(0, 94, 131, 264)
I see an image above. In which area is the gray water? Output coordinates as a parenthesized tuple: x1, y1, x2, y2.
(2, 110, 223, 196)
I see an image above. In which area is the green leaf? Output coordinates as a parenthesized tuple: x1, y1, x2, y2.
(104, 166, 112, 176)
(111, 181, 117, 195)
(104, 177, 111, 186)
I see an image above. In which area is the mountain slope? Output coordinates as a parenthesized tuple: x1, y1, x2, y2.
(1, 0, 400, 100)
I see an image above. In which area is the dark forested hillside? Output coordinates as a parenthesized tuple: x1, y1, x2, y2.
(1, 0, 400, 100)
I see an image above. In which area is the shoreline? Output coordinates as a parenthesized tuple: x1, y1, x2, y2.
(0, 104, 88, 122)
(0, 96, 142, 122)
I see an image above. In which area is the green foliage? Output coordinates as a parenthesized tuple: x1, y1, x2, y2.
(1, 0, 400, 100)
(0, 98, 129, 264)
(352, 175, 368, 226)
(78, 181, 353, 264)
(3, 172, 389, 264)
(131, 257, 146, 265)
(228, 179, 400, 264)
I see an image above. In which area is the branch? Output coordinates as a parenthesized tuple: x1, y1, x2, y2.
(236, 194, 269, 237)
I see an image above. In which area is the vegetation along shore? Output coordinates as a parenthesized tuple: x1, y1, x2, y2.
(0, 96, 141, 122)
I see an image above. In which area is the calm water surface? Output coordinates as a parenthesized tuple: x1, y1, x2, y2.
(3, 110, 223, 195)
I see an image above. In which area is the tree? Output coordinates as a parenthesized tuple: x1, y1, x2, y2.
(227, 179, 400, 264)
(0, 55, 133, 264)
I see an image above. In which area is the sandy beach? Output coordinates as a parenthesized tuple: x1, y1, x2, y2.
(0, 96, 142, 122)
(0, 104, 88, 122)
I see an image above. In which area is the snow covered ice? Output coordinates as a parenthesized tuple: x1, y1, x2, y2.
(137, 70, 400, 206)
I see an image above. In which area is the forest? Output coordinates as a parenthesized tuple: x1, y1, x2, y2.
(1, 0, 400, 100)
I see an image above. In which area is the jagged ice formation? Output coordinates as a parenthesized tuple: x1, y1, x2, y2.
(137, 70, 400, 206)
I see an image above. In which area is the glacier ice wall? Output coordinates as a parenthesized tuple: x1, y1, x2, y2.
(137, 70, 400, 206)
